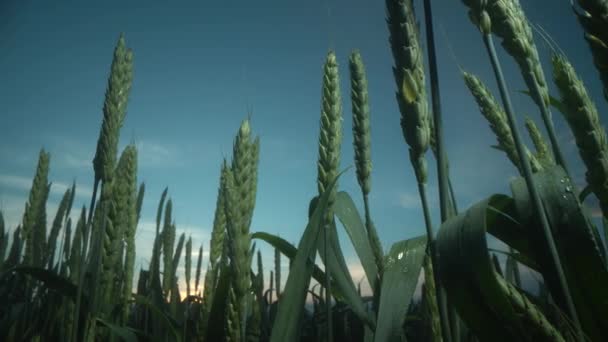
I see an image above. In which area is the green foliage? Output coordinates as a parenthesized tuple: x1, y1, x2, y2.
(3, 3, 608, 341)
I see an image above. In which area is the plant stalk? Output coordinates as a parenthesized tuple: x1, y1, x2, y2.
(422, 1, 459, 341)
(418, 181, 452, 342)
(323, 220, 333, 342)
(482, 33, 583, 339)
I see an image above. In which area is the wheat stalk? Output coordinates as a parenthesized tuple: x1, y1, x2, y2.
(195, 243, 203, 296)
(386, 1, 452, 339)
(185, 235, 192, 298)
(423, 252, 442, 342)
(21, 149, 50, 267)
(162, 199, 175, 295)
(524, 117, 555, 169)
(349, 50, 372, 197)
(349, 50, 385, 288)
(316, 49, 343, 341)
(89, 33, 133, 229)
(171, 231, 186, 305)
(92, 34, 133, 184)
(135, 182, 145, 225)
(572, 0, 608, 100)
(387, 0, 431, 184)
(57, 181, 77, 274)
(487, 0, 570, 174)
(112, 145, 138, 321)
(226, 119, 260, 338)
(463, 71, 543, 174)
(231, 119, 259, 234)
(496, 273, 566, 341)
(199, 161, 230, 340)
(317, 50, 343, 221)
(5, 225, 22, 268)
(46, 187, 71, 268)
(156, 187, 168, 235)
(69, 207, 87, 282)
(488, 0, 548, 108)
(552, 53, 608, 218)
(226, 285, 241, 342)
(98, 177, 120, 318)
(460, 1, 583, 333)
(210, 161, 228, 268)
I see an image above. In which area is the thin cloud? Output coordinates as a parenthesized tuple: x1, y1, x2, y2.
(0, 174, 32, 191)
(63, 153, 92, 169)
(0, 174, 92, 199)
(397, 192, 422, 209)
(135, 141, 186, 168)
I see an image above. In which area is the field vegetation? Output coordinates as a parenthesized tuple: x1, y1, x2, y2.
(1, 0, 607, 341)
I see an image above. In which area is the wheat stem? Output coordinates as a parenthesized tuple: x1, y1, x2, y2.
(317, 50, 343, 342)
(487, 0, 571, 178)
(481, 29, 583, 337)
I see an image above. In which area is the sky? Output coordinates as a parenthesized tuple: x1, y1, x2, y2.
(1, 0, 606, 297)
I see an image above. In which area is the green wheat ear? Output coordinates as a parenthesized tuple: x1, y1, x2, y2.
(227, 118, 260, 338)
(199, 160, 229, 338)
(93, 33, 134, 184)
(487, 0, 549, 109)
(552, 53, 608, 217)
(171, 231, 186, 308)
(194, 243, 203, 295)
(22, 149, 51, 267)
(224, 120, 259, 337)
(572, 0, 608, 101)
(524, 117, 554, 169)
(6, 225, 23, 268)
(185, 235, 192, 298)
(45, 187, 71, 268)
(463, 71, 542, 174)
(111, 144, 138, 319)
(349, 50, 384, 279)
(387, 0, 430, 185)
(315, 49, 343, 342)
(135, 182, 145, 225)
(68, 207, 85, 281)
(162, 198, 176, 296)
(349, 50, 372, 196)
(210, 160, 228, 267)
(317, 49, 343, 223)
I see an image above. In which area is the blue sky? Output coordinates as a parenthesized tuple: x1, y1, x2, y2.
(1, 0, 606, 295)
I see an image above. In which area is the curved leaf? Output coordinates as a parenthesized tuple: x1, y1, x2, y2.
(510, 165, 608, 340)
(317, 219, 375, 329)
(334, 191, 379, 292)
(251, 231, 346, 301)
(436, 194, 564, 342)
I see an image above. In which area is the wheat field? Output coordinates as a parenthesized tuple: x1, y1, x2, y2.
(0, 0, 607, 341)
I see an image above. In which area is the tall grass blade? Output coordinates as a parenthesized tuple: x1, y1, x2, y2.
(374, 235, 427, 342)
(333, 191, 378, 292)
(269, 170, 344, 342)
